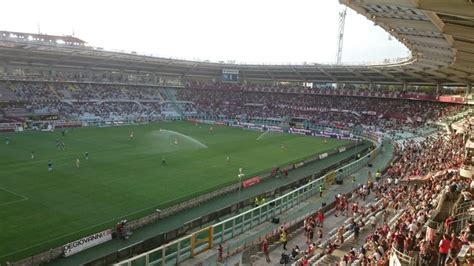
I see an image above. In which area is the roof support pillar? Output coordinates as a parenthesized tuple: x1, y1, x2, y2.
(2, 62, 9, 75)
(49, 65, 56, 77)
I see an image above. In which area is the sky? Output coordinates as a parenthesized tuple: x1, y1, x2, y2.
(0, 0, 410, 64)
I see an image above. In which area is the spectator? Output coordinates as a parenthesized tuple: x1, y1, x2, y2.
(438, 234, 451, 266)
(280, 230, 288, 250)
(262, 237, 270, 263)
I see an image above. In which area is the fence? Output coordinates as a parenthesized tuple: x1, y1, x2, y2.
(449, 199, 474, 235)
(184, 115, 374, 137)
(114, 131, 382, 265)
(390, 246, 416, 266)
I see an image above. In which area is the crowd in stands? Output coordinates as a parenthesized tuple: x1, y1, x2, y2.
(185, 81, 466, 97)
(177, 85, 462, 131)
(10, 81, 53, 101)
(387, 133, 464, 179)
(281, 130, 470, 265)
(65, 102, 143, 118)
(0, 81, 464, 130)
(2, 81, 167, 119)
(337, 168, 463, 265)
(62, 84, 164, 101)
(7, 81, 164, 102)
(341, 84, 465, 96)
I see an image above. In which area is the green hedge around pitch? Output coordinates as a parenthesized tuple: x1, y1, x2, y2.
(0, 122, 350, 262)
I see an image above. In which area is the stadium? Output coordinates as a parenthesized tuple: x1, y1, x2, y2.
(0, 0, 473, 266)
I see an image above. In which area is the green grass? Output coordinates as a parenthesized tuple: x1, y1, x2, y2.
(0, 122, 350, 263)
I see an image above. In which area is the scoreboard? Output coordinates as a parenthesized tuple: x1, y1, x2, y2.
(222, 69, 239, 82)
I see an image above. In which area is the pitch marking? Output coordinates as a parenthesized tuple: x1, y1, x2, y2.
(0, 186, 29, 207)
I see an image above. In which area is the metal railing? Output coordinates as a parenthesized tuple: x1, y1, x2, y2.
(114, 132, 381, 265)
(391, 246, 416, 266)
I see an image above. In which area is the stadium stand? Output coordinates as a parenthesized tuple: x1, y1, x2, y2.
(0, 78, 471, 266)
(302, 133, 468, 265)
(100, 111, 470, 266)
(0, 0, 472, 264)
(0, 80, 465, 132)
(203, 120, 470, 266)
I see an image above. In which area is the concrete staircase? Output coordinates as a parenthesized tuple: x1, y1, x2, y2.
(57, 84, 74, 99)
(317, 253, 340, 264)
(312, 204, 388, 265)
(48, 83, 61, 100)
(0, 81, 18, 101)
(163, 88, 184, 116)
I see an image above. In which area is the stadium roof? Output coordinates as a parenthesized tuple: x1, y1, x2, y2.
(0, 0, 472, 85)
(341, 0, 474, 85)
(0, 31, 86, 46)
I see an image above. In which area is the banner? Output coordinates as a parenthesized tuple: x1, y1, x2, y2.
(319, 153, 328, 160)
(293, 162, 305, 169)
(242, 176, 261, 188)
(63, 229, 112, 257)
(266, 125, 283, 132)
(438, 95, 465, 103)
(389, 252, 402, 266)
(324, 171, 336, 186)
(202, 120, 215, 125)
(288, 128, 312, 135)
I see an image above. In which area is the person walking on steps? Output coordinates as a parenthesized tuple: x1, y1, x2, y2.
(262, 237, 271, 263)
(218, 244, 224, 262)
(280, 230, 288, 250)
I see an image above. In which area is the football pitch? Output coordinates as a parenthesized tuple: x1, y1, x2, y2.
(0, 122, 351, 262)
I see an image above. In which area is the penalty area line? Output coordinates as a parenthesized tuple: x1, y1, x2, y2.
(0, 190, 203, 259)
(0, 186, 29, 207)
(0, 202, 160, 259)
